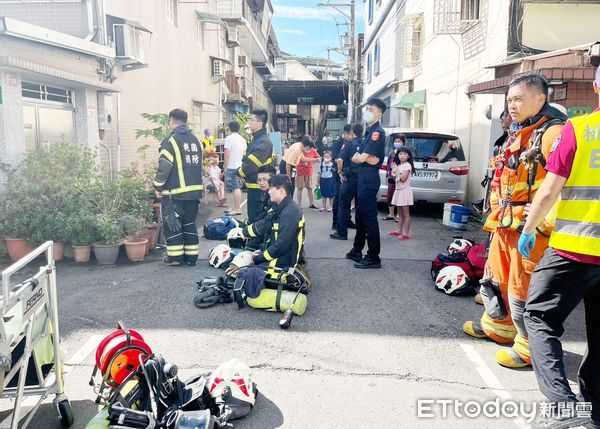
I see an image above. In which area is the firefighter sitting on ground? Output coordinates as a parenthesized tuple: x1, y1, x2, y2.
(242, 174, 305, 272)
(245, 166, 276, 250)
(463, 74, 566, 369)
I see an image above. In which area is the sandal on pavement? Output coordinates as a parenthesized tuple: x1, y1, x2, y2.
(399, 234, 413, 240)
(382, 215, 395, 221)
(309, 205, 319, 209)
(388, 231, 401, 236)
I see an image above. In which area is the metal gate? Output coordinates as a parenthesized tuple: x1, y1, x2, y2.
(21, 82, 75, 150)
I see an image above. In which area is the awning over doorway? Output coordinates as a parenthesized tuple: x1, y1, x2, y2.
(392, 90, 426, 110)
(264, 80, 348, 105)
(196, 11, 227, 27)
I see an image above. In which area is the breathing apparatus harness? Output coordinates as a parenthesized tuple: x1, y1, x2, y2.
(497, 118, 564, 234)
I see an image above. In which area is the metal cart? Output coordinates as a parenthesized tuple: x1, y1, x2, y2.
(0, 241, 73, 428)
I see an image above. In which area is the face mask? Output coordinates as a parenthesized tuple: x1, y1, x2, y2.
(394, 143, 403, 149)
(362, 110, 375, 123)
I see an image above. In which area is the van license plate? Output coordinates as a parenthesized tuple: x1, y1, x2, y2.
(413, 170, 438, 180)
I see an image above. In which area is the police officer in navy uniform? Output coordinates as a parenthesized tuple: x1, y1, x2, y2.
(154, 108, 204, 267)
(346, 98, 387, 269)
(330, 124, 352, 230)
(330, 123, 363, 240)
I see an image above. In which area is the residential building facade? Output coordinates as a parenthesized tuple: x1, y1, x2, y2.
(361, 0, 600, 203)
(0, 0, 279, 177)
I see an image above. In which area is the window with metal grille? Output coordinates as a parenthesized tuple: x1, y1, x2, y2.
(401, 14, 424, 69)
(411, 18, 423, 66)
(212, 59, 222, 76)
(461, 0, 480, 21)
(21, 82, 72, 104)
(366, 53, 372, 83)
(166, 0, 177, 25)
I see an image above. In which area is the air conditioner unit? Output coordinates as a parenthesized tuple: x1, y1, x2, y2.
(238, 55, 248, 67)
(114, 23, 146, 63)
(212, 59, 222, 76)
(226, 28, 240, 46)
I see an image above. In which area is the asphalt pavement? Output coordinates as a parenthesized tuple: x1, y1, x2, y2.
(0, 197, 588, 429)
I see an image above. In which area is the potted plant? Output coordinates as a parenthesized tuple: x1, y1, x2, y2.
(93, 212, 124, 266)
(0, 182, 37, 261)
(122, 214, 147, 262)
(65, 208, 97, 263)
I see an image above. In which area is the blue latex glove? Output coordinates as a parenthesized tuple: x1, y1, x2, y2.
(518, 231, 536, 259)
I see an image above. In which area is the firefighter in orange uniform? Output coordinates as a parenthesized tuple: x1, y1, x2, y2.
(463, 74, 566, 368)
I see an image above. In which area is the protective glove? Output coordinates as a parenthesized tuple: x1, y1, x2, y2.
(162, 198, 181, 233)
(225, 263, 240, 278)
(518, 231, 536, 259)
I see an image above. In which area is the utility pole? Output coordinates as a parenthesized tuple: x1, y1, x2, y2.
(318, 1, 356, 123)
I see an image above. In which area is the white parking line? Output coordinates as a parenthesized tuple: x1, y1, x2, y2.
(65, 334, 103, 366)
(460, 343, 511, 400)
(460, 343, 530, 429)
(240, 197, 247, 208)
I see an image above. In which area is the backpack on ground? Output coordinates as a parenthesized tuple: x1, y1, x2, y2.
(431, 242, 486, 294)
(203, 216, 241, 240)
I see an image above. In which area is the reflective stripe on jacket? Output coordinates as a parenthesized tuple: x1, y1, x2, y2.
(238, 129, 273, 188)
(484, 116, 563, 233)
(154, 129, 204, 200)
(549, 111, 600, 256)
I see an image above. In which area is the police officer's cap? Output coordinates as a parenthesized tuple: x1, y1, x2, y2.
(367, 97, 387, 114)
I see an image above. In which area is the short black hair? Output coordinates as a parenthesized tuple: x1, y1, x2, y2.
(301, 135, 313, 147)
(367, 97, 387, 114)
(343, 124, 352, 133)
(169, 108, 188, 123)
(268, 174, 293, 196)
(394, 134, 407, 144)
(257, 165, 276, 176)
(251, 109, 268, 128)
(351, 123, 363, 138)
(228, 121, 240, 133)
(509, 73, 549, 97)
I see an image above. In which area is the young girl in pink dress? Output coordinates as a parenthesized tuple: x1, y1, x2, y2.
(389, 147, 415, 240)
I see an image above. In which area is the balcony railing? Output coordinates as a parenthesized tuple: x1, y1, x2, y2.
(217, 0, 267, 59)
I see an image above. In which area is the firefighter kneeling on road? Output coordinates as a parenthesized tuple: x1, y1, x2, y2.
(153, 108, 204, 267)
(242, 174, 305, 273)
(463, 74, 567, 368)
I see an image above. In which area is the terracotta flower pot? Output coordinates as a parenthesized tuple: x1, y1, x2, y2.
(140, 232, 153, 255)
(143, 224, 159, 253)
(53, 241, 64, 262)
(124, 238, 148, 262)
(72, 245, 92, 263)
(5, 238, 37, 262)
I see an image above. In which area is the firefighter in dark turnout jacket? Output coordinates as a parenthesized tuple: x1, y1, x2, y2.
(238, 109, 273, 223)
(242, 175, 305, 272)
(153, 108, 203, 266)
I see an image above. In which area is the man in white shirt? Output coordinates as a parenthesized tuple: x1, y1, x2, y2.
(223, 121, 247, 215)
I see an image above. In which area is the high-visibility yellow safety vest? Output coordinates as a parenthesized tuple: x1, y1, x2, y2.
(549, 111, 600, 256)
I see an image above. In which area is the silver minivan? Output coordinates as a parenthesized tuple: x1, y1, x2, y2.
(377, 129, 469, 204)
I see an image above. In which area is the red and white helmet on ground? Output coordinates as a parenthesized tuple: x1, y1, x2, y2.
(209, 358, 256, 419)
(209, 244, 234, 269)
(435, 266, 470, 295)
(447, 239, 474, 255)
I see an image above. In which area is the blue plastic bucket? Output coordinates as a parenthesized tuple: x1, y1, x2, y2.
(449, 206, 470, 231)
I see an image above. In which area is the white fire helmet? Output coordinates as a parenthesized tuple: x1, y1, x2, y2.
(209, 359, 256, 419)
(447, 239, 473, 255)
(435, 265, 469, 295)
(226, 227, 247, 249)
(208, 244, 233, 268)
